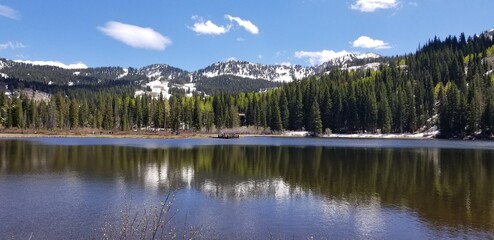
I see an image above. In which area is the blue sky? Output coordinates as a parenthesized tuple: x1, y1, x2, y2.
(1, 0, 493, 71)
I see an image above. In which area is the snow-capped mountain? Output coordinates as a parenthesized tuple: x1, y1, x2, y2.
(0, 58, 12, 70)
(193, 59, 315, 82)
(1, 51, 382, 86)
(483, 28, 494, 40)
(316, 52, 382, 72)
(138, 64, 190, 82)
(0, 52, 383, 98)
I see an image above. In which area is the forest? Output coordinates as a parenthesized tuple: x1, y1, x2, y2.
(1, 31, 494, 139)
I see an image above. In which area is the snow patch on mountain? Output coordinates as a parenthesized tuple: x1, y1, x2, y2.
(139, 64, 189, 82)
(136, 79, 197, 99)
(139, 79, 171, 99)
(13, 60, 88, 69)
(355, 53, 381, 59)
(343, 62, 382, 71)
(0, 60, 6, 70)
(194, 60, 315, 82)
(317, 52, 382, 71)
(117, 68, 128, 79)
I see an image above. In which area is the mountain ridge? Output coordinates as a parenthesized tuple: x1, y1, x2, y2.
(0, 51, 382, 85)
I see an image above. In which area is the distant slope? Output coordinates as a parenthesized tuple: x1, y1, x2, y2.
(0, 51, 383, 98)
(195, 75, 281, 94)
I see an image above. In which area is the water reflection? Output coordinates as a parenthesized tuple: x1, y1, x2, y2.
(1, 140, 494, 234)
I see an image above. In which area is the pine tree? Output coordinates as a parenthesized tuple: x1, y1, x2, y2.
(193, 96, 203, 131)
(153, 94, 164, 129)
(292, 86, 304, 130)
(69, 99, 79, 129)
(169, 96, 182, 133)
(307, 97, 323, 136)
(269, 95, 283, 131)
(378, 94, 392, 134)
(121, 96, 130, 131)
(11, 97, 24, 128)
(467, 74, 483, 135)
(54, 93, 67, 128)
(0, 91, 7, 126)
(279, 90, 289, 130)
(213, 95, 224, 129)
(29, 99, 38, 128)
(47, 100, 58, 130)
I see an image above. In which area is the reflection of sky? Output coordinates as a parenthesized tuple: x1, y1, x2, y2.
(199, 178, 305, 202)
(354, 196, 385, 239)
(168, 188, 444, 239)
(142, 162, 171, 190)
(181, 167, 194, 188)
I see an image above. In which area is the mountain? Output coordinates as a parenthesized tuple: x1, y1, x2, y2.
(316, 52, 382, 72)
(138, 64, 190, 83)
(193, 59, 315, 82)
(0, 52, 382, 97)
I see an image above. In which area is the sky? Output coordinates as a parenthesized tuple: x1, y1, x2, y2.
(1, 0, 494, 71)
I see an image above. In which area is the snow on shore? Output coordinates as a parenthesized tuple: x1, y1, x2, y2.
(281, 131, 439, 139)
(325, 132, 438, 139)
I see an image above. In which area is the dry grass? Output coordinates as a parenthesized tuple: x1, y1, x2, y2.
(101, 192, 217, 240)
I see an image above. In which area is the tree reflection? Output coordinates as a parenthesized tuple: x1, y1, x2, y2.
(1, 140, 493, 231)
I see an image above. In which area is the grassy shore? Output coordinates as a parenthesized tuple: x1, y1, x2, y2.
(0, 128, 217, 139)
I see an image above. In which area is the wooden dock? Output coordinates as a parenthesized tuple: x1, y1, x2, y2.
(217, 133, 240, 139)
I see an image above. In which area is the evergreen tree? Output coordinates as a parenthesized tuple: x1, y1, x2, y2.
(11, 97, 24, 128)
(307, 97, 323, 136)
(269, 95, 283, 131)
(279, 90, 290, 130)
(193, 96, 203, 131)
(69, 98, 79, 129)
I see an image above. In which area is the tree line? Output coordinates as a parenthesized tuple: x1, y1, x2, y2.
(0, 32, 493, 138)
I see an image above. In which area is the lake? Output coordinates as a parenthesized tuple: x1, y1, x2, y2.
(0, 137, 493, 239)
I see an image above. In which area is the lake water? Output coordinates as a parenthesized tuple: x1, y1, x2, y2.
(0, 137, 493, 239)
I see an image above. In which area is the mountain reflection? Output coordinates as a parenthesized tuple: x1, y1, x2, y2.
(1, 140, 493, 232)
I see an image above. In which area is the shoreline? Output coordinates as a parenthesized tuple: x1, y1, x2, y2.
(0, 129, 438, 140)
(1, 129, 491, 140)
(0, 129, 217, 139)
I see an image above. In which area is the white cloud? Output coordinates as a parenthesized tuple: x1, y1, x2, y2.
(98, 21, 171, 51)
(189, 17, 230, 35)
(225, 15, 259, 35)
(0, 5, 19, 20)
(236, 37, 245, 41)
(351, 0, 398, 12)
(352, 36, 391, 49)
(0, 41, 26, 50)
(294, 50, 352, 65)
(14, 60, 88, 69)
(280, 62, 292, 66)
(258, 54, 263, 59)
